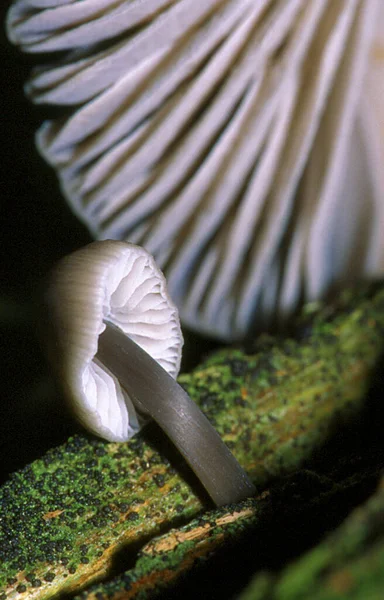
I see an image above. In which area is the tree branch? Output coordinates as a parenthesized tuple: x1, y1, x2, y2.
(1, 285, 384, 599)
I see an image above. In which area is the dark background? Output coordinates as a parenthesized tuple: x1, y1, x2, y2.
(0, 3, 92, 481)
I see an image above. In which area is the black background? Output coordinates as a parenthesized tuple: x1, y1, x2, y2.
(0, 3, 92, 481)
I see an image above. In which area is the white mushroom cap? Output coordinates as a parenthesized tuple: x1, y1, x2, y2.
(7, 0, 384, 341)
(44, 240, 183, 442)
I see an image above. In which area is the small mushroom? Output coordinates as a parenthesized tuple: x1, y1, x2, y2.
(6, 0, 383, 341)
(43, 240, 255, 506)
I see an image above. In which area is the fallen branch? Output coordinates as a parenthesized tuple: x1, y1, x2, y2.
(1, 285, 384, 599)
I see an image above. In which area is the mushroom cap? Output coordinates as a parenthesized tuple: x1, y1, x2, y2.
(43, 240, 183, 442)
(7, 0, 384, 340)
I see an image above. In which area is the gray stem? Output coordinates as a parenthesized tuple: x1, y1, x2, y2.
(97, 322, 256, 506)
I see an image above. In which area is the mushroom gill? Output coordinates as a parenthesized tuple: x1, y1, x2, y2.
(43, 240, 183, 441)
(6, 0, 384, 340)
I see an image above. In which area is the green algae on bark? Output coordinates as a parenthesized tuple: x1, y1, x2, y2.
(75, 498, 262, 600)
(74, 444, 384, 599)
(1, 285, 384, 599)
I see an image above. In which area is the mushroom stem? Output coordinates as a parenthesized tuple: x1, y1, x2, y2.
(97, 322, 256, 506)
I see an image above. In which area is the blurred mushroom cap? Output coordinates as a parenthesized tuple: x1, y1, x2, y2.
(7, 0, 384, 340)
(44, 240, 183, 441)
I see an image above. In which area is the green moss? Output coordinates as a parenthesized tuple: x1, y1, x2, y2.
(0, 433, 198, 595)
(77, 498, 261, 600)
(1, 284, 384, 598)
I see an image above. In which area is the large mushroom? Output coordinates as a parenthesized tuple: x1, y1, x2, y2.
(43, 240, 255, 506)
(6, 0, 384, 340)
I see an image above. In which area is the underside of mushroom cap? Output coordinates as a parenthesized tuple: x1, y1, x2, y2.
(44, 240, 183, 442)
(7, 0, 384, 341)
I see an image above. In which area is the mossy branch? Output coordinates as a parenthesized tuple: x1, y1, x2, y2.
(76, 467, 384, 600)
(1, 285, 384, 599)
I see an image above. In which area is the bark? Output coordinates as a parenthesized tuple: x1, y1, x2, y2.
(1, 284, 384, 599)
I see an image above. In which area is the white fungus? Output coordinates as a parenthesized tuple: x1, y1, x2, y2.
(44, 240, 183, 442)
(7, 0, 384, 340)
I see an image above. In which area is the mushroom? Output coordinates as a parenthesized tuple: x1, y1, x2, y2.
(6, 0, 384, 341)
(43, 240, 255, 506)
